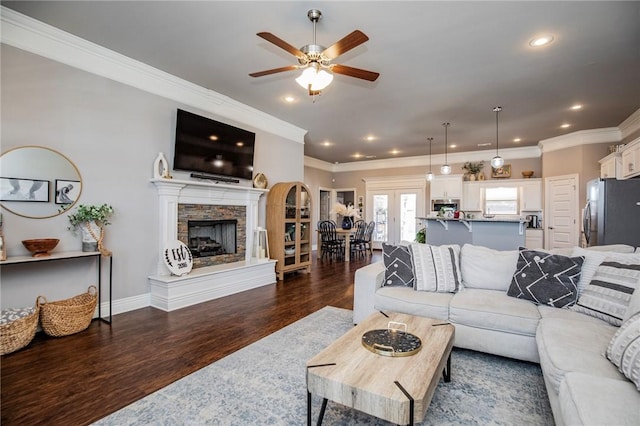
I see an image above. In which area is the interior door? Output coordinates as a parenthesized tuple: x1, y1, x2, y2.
(545, 174, 579, 249)
(368, 189, 421, 249)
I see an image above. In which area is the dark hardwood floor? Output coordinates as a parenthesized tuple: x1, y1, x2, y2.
(1, 251, 380, 425)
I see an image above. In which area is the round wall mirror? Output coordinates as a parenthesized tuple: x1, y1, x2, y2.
(0, 146, 82, 219)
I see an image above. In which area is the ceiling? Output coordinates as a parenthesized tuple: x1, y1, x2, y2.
(4, 1, 640, 164)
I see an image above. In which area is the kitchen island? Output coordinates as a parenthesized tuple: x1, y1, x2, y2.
(417, 217, 526, 250)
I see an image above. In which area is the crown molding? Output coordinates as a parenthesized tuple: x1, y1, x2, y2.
(538, 128, 621, 153)
(305, 145, 541, 173)
(619, 108, 640, 140)
(0, 6, 307, 144)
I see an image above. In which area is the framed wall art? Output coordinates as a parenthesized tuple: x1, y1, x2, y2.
(0, 177, 50, 202)
(55, 179, 80, 204)
(491, 164, 512, 178)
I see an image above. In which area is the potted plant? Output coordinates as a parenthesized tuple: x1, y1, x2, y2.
(462, 161, 484, 181)
(67, 204, 114, 254)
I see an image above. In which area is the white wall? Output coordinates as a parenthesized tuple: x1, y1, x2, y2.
(0, 44, 304, 312)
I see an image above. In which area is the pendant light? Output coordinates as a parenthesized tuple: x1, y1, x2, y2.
(490, 106, 505, 169)
(441, 122, 451, 175)
(426, 137, 434, 181)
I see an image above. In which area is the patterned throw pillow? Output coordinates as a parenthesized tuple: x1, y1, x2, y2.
(606, 311, 640, 391)
(410, 243, 461, 293)
(572, 261, 640, 326)
(382, 243, 414, 287)
(0, 306, 36, 325)
(507, 248, 584, 308)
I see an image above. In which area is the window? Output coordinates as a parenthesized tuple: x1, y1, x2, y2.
(484, 187, 519, 215)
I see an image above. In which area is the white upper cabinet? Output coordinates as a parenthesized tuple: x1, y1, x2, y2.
(520, 179, 542, 211)
(599, 152, 621, 179)
(462, 182, 482, 211)
(621, 139, 640, 179)
(430, 175, 463, 199)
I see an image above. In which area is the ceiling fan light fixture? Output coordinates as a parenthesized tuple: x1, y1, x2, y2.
(295, 65, 333, 91)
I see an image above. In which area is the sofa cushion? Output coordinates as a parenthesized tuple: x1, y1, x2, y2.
(374, 286, 452, 320)
(507, 248, 584, 308)
(572, 247, 640, 295)
(460, 244, 518, 291)
(572, 261, 640, 326)
(536, 317, 623, 395)
(449, 289, 540, 336)
(559, 372, 640, 426)
(607, 311, 640, 390)
(382, 243, 415, 287)
(409, 243, 461, 293)
(537, 305, 608, 325)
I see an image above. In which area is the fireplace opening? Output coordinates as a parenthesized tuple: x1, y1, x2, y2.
(188, 220, 237, 258)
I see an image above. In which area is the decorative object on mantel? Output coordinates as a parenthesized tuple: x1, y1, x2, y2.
(253, 172, 268, 189)
(331, 202, 360, 229)
(490, 106, 505, 169)
(521, 170, 534, 178)
(462, 161, 484, 181)
(66, 204, 114, 255)
(21, 238, 60, 257)
(153, 152, 172, 179)
(492, 164, 512, 178)
(441, 122, 452, 175)
(163, 240, 193, 276)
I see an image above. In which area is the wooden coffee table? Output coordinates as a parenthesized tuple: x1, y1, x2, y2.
(306, 311, 454, 425)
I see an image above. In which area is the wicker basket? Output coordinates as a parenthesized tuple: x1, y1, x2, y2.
(0, 299, 40, 355)
(38, 286, 98, 337)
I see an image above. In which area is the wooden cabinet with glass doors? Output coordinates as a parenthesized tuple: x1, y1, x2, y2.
(266, 182, 312, 280)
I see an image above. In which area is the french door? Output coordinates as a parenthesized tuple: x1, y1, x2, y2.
(366, 180, 425, 249)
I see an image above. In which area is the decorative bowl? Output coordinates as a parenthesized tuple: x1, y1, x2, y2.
(22, 238, 60, 257)
(284, 247, 295, 255)
(521, 170, 534, 178)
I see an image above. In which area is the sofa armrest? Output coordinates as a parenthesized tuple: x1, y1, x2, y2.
(353, 261, 386, 324)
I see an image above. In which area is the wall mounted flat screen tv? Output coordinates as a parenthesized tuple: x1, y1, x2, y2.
(173, 109, 256, 180)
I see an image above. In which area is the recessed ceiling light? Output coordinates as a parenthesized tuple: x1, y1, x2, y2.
(209, 135, 218, 141)
(236, 141, 244, 147)
(529, 35, 554, 47)
(570, 104, 583, 110)
(390, 149, 400, 155)
(353, 153, 363, 159)
(366, 135, 376, 141)
(561, 123, 571, 129)
(283, 95, 296, 103)
(513, 138, 521, 142)
(450, 144, 457, 149)
(322, 140, 332, 147)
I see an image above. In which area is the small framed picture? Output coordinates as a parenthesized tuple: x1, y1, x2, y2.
(491, 164, 512, 178)
(0, 177, 50, 202)
(55, 179, 80, 204)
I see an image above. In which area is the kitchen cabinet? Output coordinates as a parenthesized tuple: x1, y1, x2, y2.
(461, 182, 482, 211)
(525, 229, 544, 249)
(599, 152, 621, 179)
(430, 175, 463, 199)
(621, 139, 640, 179)
(266, 181, 312, 281)
(520, 179, 542, 211)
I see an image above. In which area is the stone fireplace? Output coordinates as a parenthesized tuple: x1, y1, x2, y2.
(149, 178, 276, 311)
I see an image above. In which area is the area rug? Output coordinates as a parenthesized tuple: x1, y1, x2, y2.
(94, 306, 553, 425)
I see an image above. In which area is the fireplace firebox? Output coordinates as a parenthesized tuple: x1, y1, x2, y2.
(188, 220, 237, 258)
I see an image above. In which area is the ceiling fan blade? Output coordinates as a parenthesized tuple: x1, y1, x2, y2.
(322, 30, 369, 60)
(249, 65, 299, 78)
(256, 32, 305, 58)
(330, 64, 380, 82)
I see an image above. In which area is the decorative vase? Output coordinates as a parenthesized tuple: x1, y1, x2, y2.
(80, 221, 101, 252)
(341, 216, 353, 230)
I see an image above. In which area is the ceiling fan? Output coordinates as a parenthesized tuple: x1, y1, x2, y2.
(249, 9, 380, 96)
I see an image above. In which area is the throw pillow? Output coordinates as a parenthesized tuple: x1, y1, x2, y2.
(572, 261, 640, 326)
(571, 248, 640, 296)
(459, 244, 519, 291)
(606, 311, 640, 391)
(410, 243, 461, 293)
(382, 243, 415, 287)
(507, 247, 584, 308)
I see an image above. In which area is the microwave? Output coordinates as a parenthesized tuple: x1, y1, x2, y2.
(432, 199, 460, 212)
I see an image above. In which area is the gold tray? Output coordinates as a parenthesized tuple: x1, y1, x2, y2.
(361, 328, 422, 357)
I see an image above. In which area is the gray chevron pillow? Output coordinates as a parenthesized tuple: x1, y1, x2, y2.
(507, 247, 584, 308)
(382, 243, 415, 287)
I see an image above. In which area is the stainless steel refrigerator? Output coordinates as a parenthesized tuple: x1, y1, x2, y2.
(583, 178, 640, 247)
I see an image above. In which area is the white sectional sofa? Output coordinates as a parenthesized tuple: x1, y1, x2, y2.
(353, 243, 640, 426)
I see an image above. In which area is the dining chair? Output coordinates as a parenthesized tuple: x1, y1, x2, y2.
(318, 220, 344, 261)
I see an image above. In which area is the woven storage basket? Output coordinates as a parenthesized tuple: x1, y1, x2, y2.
(0, 299, 40, 355)
(38, 286, 97, 337)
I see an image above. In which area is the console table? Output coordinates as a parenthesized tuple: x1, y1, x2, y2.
(0, 251, 113, 324)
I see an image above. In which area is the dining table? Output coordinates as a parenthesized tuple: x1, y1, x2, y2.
(316, 227, 357, 262)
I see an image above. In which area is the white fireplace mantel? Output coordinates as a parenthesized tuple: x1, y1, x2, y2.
(149, 178, 274, 311)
